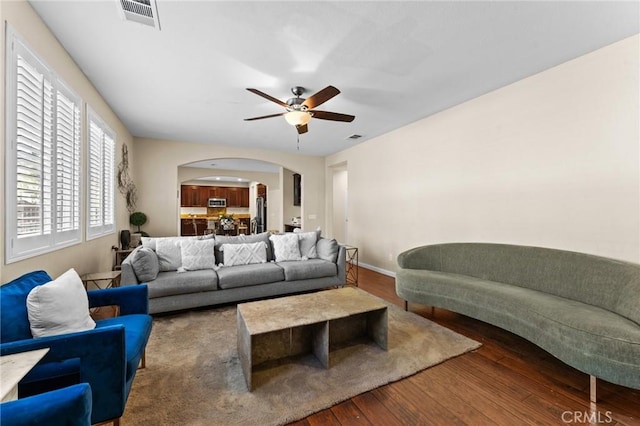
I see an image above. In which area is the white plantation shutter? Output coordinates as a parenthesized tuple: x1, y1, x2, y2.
(5, 28, 82, 262)
(86, 108, 116, 239)
(55, 87, 82, 235)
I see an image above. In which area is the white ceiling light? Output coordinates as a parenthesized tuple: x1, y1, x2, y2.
(284, 111, 311, 126)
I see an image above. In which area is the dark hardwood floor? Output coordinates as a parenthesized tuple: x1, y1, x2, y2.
(290, 267, 640, 426)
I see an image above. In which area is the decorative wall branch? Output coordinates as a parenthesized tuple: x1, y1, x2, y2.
(117, 144, 137, 214)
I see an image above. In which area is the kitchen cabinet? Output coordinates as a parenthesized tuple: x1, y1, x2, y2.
(181, 218, 207, 236)
(181, 185, 249, 207)
(181, 186, 208, 207)
(225, 187, 249, 207)
(209, 187, 226, 199)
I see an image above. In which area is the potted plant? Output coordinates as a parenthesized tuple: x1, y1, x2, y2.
(130, 212, 149, 237)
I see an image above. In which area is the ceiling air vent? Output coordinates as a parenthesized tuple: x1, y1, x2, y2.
(346, 134, 363, 140)
(117, 0, 161, 30)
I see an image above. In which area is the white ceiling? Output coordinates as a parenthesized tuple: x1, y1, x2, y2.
(29, 1, 639, 157)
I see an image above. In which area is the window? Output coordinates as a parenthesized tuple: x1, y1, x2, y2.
(5, 28, 82, 263)
(86, 107, 115, 240)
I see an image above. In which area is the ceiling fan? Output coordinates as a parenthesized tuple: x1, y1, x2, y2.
(244, 86, 355, 134)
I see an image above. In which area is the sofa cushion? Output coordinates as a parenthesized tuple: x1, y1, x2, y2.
(270, 233, 302, 262)
(316, 238, 339, 263)
(1, 270, 52, 343)
(296, 231, 318, 258)
(141, 234, 213, 251)
(129, 247, 160, 282)
(147, 270, 218, 299)
(179, 239, 215, 271)
(278, 259, 337, 281)
(26, 269, 96, 338)
(96, 314, 153, 382)
(217, 263, 285, 290)
(156, 238, 183, 272)
(215, 232, 273, 264)
(221, 242, 267, 266)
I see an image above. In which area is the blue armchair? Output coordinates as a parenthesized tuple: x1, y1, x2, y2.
(1, 383, 92, 426)
(0, 270, 153, 425)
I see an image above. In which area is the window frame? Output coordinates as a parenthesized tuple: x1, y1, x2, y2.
(86, 106, 116, 241)
(4, 26, 83, 263)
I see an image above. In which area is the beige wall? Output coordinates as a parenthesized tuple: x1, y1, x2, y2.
(1, 0, 134, 283)
(132, 138, 325, 237)
(326, 35, 640, 273)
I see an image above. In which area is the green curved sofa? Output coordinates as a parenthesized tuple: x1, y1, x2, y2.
(395, 243, 640, 399)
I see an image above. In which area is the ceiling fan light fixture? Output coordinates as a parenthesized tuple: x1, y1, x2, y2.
(284, 110, 311, 126)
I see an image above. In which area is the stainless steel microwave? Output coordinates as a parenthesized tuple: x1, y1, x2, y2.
(208, 198, 226, 208)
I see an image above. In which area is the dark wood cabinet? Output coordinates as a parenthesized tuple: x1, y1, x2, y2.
(181, 185, 249, 207)
(181, 218, 207, 236)
(181, 186, 208, 207)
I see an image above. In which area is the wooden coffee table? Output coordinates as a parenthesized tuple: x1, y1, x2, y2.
(237, 287, 388, 391)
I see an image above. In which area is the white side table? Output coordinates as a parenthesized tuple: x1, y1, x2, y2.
(1, 348, 49, 402)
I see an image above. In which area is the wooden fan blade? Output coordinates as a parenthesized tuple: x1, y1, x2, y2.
(246, 88, 288, 108)
(244, 112, 285, 121)
(302, 86, 340, 109)
(310, 110, 355, 122)
(296, 123, 308, 134)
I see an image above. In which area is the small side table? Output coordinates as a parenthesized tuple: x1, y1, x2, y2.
(81, 271, 121, 291)
(113, 249, 134, 270)
(344, 246, 359, 286)
(81, 271, 121, 319)
(1, 348, 49, 402)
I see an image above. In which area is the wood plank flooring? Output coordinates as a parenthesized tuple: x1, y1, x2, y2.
(290, 267, 640, 426)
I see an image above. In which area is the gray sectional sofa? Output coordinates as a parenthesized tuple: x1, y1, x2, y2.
(395, 243, 640, 399)
(121, 232, 346, 314)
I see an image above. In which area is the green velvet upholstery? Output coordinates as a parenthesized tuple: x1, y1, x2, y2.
(0, 383, 92, 426)
(0, 271, 153, 425)
(395, 243, 640, 390)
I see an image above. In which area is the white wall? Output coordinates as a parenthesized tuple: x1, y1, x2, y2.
(326, 35, 640, 273)
(132, 138, 325, 237)
(0, 0, 134, 283)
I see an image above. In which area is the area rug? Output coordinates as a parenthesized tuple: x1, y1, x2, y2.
(123, 289, 480, 425)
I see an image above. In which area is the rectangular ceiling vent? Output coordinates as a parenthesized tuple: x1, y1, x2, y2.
(117, 0, 161, 30)
(346, 134, 363, 140)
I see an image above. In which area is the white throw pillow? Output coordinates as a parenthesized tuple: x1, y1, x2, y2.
(270, 233, 302, 262)
(26, 268, 96, 338)
(221, 242, 267, 267)
(179, 239, 215, 271)
(296, 231, 318, 259)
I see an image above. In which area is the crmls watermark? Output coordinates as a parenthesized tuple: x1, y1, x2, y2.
(561, 410, 614, 424)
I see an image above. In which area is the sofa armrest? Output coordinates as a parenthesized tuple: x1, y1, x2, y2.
(1, 326, 126, 422)
(397, 245, 442, 270)
(120, 256, 140, 286)
(87, 285, 148, 315)
(0, 383, 92, 426)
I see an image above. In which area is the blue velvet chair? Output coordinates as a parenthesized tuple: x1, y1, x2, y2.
(1, 383, 92, 426)
(0, 270, 153, 425)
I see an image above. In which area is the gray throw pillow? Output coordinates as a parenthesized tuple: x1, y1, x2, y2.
(316, 238, 339, 263)
(130, 246, 160, 281)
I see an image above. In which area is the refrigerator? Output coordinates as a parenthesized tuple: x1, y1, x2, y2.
(255, 197, 266, 234)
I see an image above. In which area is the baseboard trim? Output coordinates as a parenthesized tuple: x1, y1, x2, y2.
(358, 262, 396, 278)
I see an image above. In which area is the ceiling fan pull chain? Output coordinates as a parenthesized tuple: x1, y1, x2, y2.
(297, 133, 300, 151)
